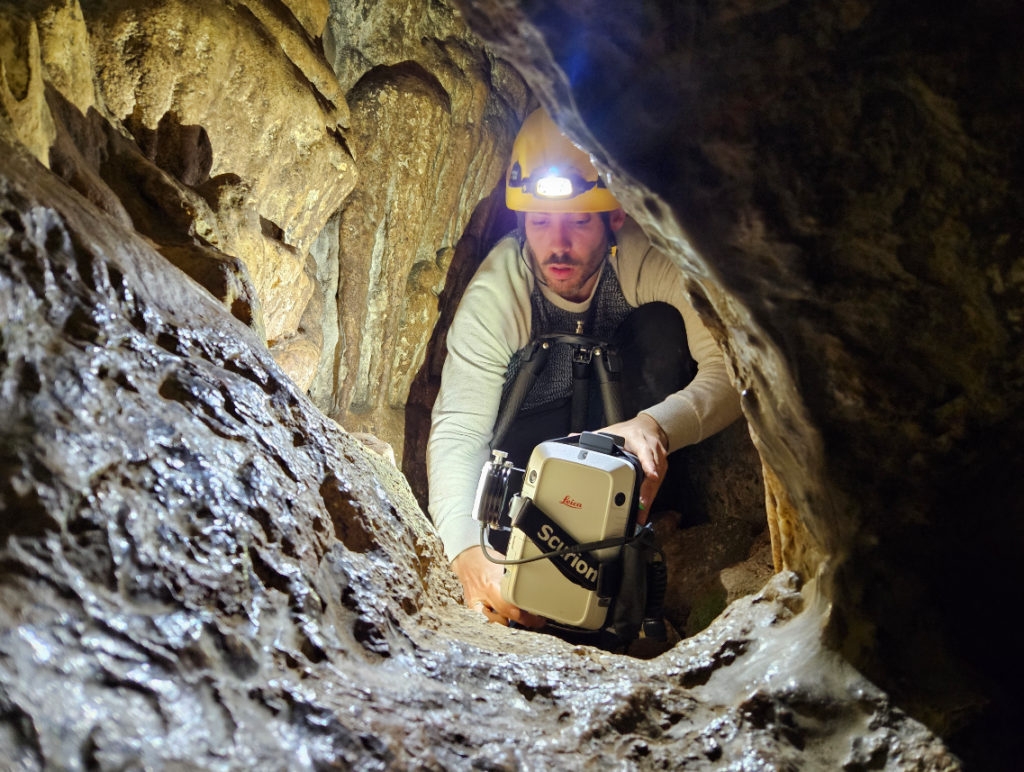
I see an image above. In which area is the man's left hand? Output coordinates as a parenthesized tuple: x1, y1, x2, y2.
(599, 414, 668, 524)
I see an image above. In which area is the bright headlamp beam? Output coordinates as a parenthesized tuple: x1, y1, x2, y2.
(536, 176, 573, 198)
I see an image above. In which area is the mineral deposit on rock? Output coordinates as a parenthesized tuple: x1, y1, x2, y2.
(0, 0, 358, 392)
(314, 0, 532, 459)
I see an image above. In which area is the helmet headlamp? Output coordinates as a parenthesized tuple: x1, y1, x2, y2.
(511, 164, 604, 200)
(535, 175, 574, 198)
(505, 109, 621, 212)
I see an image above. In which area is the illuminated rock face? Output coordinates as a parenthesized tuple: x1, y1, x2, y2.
(450, 0, 1024, 762)
(0, 0, 356, 389)
(0, 0, 521, 432)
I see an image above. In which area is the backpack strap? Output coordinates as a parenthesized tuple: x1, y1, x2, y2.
(511, 499, 602, 592)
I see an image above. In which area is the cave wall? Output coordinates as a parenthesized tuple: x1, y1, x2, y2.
(0, 0, 988, 767)
(450, 0, 1024, 758)
(309, 0, 532, 458)
(0, 132, 959, 771)
(0, 0, 356, 392)
(402, 182, 518, 506)
(0, 0, 530, 459)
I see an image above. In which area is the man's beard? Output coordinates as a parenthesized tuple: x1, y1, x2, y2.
(539, 244, 606, 298)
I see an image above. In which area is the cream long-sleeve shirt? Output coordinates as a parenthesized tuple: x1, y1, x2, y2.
(427, 218, 742, 562)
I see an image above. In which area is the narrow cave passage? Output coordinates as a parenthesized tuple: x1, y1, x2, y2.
(0, 0, 1020, 770)
(401, 179, 780, 650)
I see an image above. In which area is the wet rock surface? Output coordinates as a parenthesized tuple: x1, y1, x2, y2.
(0, 141, 958, 769)
(453, 0, 1024, 762)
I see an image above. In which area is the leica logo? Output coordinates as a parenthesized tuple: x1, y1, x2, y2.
(559, 495, 582, 509)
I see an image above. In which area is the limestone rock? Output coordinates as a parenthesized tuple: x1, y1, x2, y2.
(306, 209, 342, 404)
(685, 529, 777, 637)
(314, 0, 532, 458)
(720, 533, 775, 601)
(2, 0, 533, 441)
(268, 335, 321, 392)
(402, 184, 518, 506)
(281, 0, 330, 38)
(762, 453, 823, 578)
(87, 0, 352, 256)
(0, 140, 958, 771)
(0, 0, 356, 367)
(654, 513, 763, 638)
(33, 0, 98, 114)
(85, 0, 355, 340)
(350, 432, 398, 466)
(682, 419, 767, 529)
(0, 16, 56, 166)
(192, 173, 316, 343)
(159, 243, 267, 340)
(269, 254, 323, 390)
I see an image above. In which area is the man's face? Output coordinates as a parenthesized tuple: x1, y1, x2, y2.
(524, 211, 610, 303)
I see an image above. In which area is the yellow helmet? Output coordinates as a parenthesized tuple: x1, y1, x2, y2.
(505, 109, 620, 213)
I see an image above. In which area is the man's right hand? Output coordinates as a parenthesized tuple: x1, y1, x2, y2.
(450, 546, 546, 628)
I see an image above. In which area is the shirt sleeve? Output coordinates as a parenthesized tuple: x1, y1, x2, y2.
(622, 234, 743, 451)
(427, 239, 532, 562)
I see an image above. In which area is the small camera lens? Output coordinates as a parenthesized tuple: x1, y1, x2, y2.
(615, 492, 626, 506)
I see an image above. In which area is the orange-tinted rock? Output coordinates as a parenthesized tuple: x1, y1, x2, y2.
(313, 0, 531, 458)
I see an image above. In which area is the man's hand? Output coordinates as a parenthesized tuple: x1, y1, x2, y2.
(600, 413, 669, 524)
(450, 546, 546, 627)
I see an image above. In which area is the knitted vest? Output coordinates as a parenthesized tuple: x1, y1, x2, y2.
(501, 258, 634, 412)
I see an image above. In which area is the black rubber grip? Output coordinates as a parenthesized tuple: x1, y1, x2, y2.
(570, 376, 589, 434)
(599, 382, 623, 426)
(492, 370, 536, 449)
(593, 349, 623, 425)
